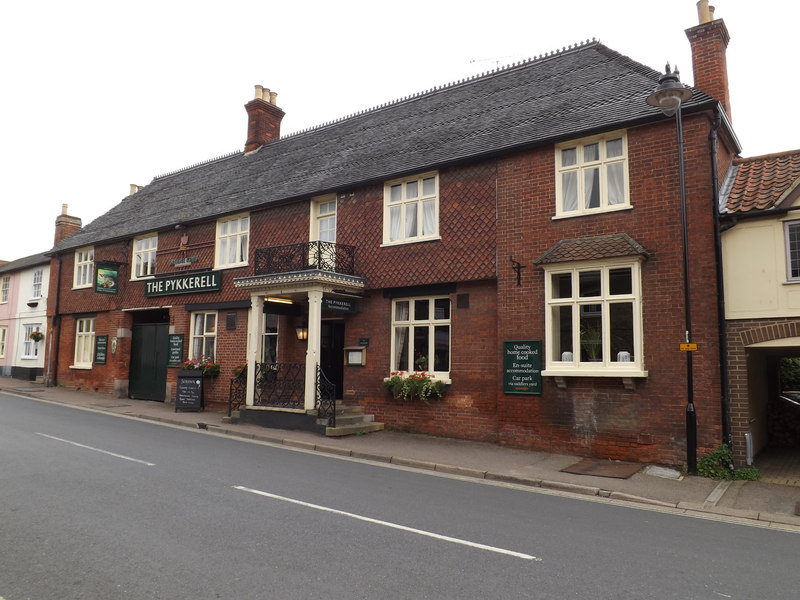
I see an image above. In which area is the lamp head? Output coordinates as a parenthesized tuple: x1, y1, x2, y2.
(646, 63, 693, 117)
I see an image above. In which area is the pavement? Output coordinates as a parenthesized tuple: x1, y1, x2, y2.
(3, 377, 799, 532)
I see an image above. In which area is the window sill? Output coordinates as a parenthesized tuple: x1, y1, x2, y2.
(69, 365, 93, 370)
(380, 236, 441, 248)
(214, 263, 248, 271)
(72, 285, 93, 290)
(552, 204, 633, 220)
(542, 368, 648, 378)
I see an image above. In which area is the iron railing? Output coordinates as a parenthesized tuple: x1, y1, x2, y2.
(254, 241, 356, 276)
(228, 375, 246, 417)
(315, 366, 337, 427)
(253, 362, 305, 409)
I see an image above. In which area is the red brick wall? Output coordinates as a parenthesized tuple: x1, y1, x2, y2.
(491, 115, 728, 465)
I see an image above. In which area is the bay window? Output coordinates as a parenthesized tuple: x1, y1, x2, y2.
(543, 260, 645, 375)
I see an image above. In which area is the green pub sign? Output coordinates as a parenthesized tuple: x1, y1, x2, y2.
(95, 263, 119, 294)
(503, 340, 542, 395)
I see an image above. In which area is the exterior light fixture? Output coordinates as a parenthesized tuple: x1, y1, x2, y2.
(647, 63, 697, 474)
(295, 324, 308, 341)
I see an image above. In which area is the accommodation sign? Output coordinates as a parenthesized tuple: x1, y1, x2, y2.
(503, 340, 542, 395)
(322, 297, 358, 313)
(144, 271, 221, 297)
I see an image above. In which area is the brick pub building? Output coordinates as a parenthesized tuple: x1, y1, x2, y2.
(46, 4, 739, 466)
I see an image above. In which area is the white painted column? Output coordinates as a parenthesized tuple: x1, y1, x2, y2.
(304, 289, 323, 410)
(246, 294, 265, 407)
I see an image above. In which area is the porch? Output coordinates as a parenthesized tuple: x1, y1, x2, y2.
(231, 240, 381, 436)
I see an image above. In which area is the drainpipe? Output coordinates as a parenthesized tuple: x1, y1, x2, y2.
(709, 109, 732, 449)
(46, 254, 62, 387)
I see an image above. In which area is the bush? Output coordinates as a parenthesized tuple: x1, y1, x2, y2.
(697, 444, 760, 480)
(384, 372, 448, 404)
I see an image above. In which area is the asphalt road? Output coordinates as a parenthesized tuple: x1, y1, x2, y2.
(1, 391, 798, 599)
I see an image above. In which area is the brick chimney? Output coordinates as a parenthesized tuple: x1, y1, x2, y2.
(244, 85, 285, 153)
(54, 203, 82, 245)
(686, 0, 732, 119)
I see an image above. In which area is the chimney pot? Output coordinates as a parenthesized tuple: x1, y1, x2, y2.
(269, 91, 278, 105)
(254, 84, 264, 99)
(61, 203, 68, 216)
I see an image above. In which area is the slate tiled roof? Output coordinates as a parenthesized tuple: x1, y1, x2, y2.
(720, 149, 800, 214)
(51, 41, 717, 254)
(0, 252, 50, 274)
(535, 234, 650, 265)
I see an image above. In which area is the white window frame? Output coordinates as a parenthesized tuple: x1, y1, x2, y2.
(31, 268, 43, 299)
(542, 259, 647, 377)
(390, 296, 451, 378)
(132, 234, 158, 279)
(0, 276, 9, 303)
(73, 317, 95, 368)
(383, 172, 440, 245)
(190, 311, 217, 361)
(0, 326, 7, 358)
(215, 214, 249, 269)
(311, 195, 337, 243)
(73, 247, 95, 289)
(784, 221, 800, 282)
(22, 323, 42, 359)
(555, 131, 630, 218)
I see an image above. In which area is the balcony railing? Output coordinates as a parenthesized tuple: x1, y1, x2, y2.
(254, 241, 357, 276)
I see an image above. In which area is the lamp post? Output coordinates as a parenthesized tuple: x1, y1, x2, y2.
(647, 64, 697, 474)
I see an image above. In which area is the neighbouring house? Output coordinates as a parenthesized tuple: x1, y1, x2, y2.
(720, 150, 800, 466)
(0, 253, 50, 380)
(44, 4, 741, 465)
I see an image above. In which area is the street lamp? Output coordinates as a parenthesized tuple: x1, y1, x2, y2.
(647, 64, 697, 474)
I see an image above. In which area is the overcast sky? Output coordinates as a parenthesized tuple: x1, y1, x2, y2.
(1, 0, 797, 262)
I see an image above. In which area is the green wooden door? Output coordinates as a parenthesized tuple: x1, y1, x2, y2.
(129, 323, 169, 401)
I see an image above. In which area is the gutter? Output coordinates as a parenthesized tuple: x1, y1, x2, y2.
(46, 254, 62, 387)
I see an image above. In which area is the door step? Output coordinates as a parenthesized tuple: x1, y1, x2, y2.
(320, 404, 384, 437)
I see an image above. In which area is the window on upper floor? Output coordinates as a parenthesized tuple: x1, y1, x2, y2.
(73, 317, 95, 367)
(22, 323, 42, 359)
(0, 276, 8, 303)
(383, 172, 439, 245)
(31, 269, 43, 299)
(556, 132, 629, 217)
(215, 214, 249, 269)
(784, 221, 800, 282)
(190, 311, 217, 361)
(311, 196, 337, 243)
(0, 326, 7, 358)
(132, 234, 158, 279)
(73, 247, 95, 289)
(542, 260, 645, 376)
(391, 296, 450, 376)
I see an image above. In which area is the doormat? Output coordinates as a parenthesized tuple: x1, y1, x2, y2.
(561, 458, 643, 479)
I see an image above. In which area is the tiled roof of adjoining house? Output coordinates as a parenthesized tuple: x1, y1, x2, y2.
(535, 233, 650, 265)
(0, 252, 50, 274)
(51, 41, 718, 254)
(721, 149, 800, 214)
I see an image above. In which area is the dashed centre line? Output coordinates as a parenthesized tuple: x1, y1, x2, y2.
(233, 485, 541, 561)
(35, 432, 156, 466)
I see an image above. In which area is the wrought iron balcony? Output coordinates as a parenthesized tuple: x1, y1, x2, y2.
(254, 241, 357, 276)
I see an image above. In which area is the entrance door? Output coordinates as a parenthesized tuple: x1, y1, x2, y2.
(129, 323, 169, 401)
(320, 321, 345, 400)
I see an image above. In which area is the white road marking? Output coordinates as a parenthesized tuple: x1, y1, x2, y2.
(35, 433, 156, 466)
(233, 485, 540, 561)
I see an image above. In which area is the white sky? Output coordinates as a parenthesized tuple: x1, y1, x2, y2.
(1, 0, 798, 261)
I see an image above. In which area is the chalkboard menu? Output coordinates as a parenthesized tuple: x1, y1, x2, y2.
(94, 335, 108, 365)
(503, 341, 542, 395)
(176, 370, 203, 412)
(167, 334, 184, 367)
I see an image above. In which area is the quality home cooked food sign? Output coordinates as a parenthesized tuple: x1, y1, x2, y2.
(144, 271, 222, 297)
(503, 340, 542, 395)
